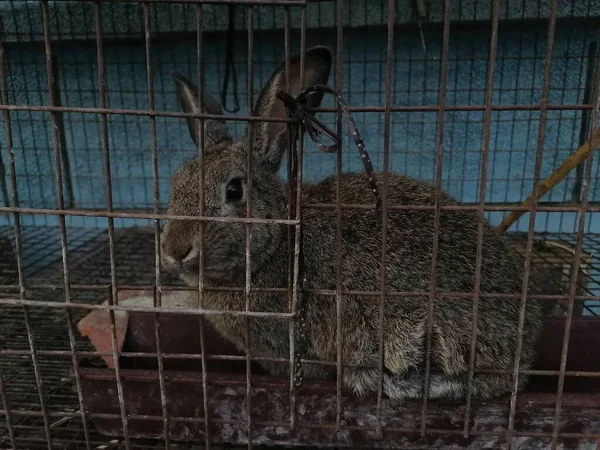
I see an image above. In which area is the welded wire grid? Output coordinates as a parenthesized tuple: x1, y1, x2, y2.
(1, 0, 600, 449)
(0, 225, 297, 449)
(0, 227, 600, 449)
(1, 1, 600, 232)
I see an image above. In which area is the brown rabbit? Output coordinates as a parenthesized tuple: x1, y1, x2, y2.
(161, 46, 542, 400)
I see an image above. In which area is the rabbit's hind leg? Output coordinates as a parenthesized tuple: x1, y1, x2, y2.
(382, 371, 464, 400)
(342, 367, 424, 400)
(387, 373, 466, 400)
(344, 369, 509, 400)
(383, 373, 515, 401)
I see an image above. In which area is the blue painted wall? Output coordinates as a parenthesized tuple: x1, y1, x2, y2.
(1, 19, 599, 232)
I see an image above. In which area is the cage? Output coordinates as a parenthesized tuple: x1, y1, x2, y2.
(1, 0, 600, 449)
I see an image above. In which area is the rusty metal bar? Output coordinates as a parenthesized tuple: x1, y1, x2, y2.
(550, 32, 600, 450)
(0, 103, 594, 117)
(4, 281, 599, 301)
(0, 284, 289, 294)
(0, 103, 296, 119)
(571, 42, 598, 203)
(19, 4, 66, 449)
(0, 12, 23, 450)
(2, 289, 600, 302)
(42, 2, 92, 447)
(375, 0, 395, 437)
(334, 0, 344, 431)
(49, 54, 74, 209)
(140, 3, 171, 448)
(506, 1, 558, 447)
(17, 358, 600, 379)
(0, 164, 9, 213)
(8, 203, 600, 221)
(0, 297, 296, 317)
(45, 0, 307, 4)
(2, 344, 599, 378)
(462, 0, 500, 437)
(421, 0, 451, 435)
(0, 348, 291, 364)
(92, 3, 131, 446)
(195, 4, 212, 449)
(310, 102, 597, 112)
(287, 6, 307, 431)
(245, 7, 255, 448)
(1, 343, 599, 378)
(0, 369, 16, 449)
(0, 206, 299, 223)
(299, 202, 600, 212)
(0, 135, 8, 210)
(283, 4, 295, 430)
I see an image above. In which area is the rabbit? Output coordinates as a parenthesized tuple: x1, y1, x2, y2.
(161, 46, 543, 401)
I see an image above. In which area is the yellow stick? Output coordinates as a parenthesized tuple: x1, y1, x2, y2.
(496, 128, 600, 233)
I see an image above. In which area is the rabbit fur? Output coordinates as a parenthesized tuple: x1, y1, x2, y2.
(161, 46, 543, 401)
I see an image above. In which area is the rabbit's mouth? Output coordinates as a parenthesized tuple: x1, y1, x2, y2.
(164, 257, 236, 283)
(177, 267, 237, 286)
(161, 242, 243, 283)
(163, 258, 228, 280)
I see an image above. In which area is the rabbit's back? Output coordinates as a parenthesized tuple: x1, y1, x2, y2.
(299, 172, 542, 397)
(301, 171, 521, 293)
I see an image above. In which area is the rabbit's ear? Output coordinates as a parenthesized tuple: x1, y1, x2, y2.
(173, 72, 232, 149)
(249, 46, 332, 172)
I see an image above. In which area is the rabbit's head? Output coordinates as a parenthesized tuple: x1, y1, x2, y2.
(161, 46, 332, 284)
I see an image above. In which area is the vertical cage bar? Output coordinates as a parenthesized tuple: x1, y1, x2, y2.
(32, 3, 76, 448)
(572, 42, 598, 203)
(0, 14, 26, 450)
(334, 0, 344, 431)
(0, 371, 16, 447)
(93, 3, 131, 448)
(0, 4, 9, 215)
(0, 149, 9, 210)
(40, 3, 92, 447)
(0, 56, 7, 213)
(550, 42, 600, 450)
(284, 7, 292, 247)
(284, 3, 295, 429)
(141, 4, 171, 448)
(285, 5, 306, 431)
(293, 6, 307, 424)
(289, 155, 304, 423)
(245, 6, 255, 448)
(195, 4, 212, 448)
(462, 0, 501, 437)
(375, 0, 395, 437)
(506, 0, 558, 446)
(284, 9, 292, 235)
(420, 0, 451, 436)
(50, 55, 74, 209)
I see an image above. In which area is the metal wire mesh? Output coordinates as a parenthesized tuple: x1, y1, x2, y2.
(0, 227, 599, 448)
(1, 1, 599, 234)
(1, 0, 600, 449)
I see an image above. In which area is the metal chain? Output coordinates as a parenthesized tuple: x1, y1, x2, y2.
(278, 85, 381, 393)
(293, 285, 308, 392)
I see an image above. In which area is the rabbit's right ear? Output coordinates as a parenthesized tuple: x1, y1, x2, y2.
(249, 46, 332, 172)
(172, 73, 232, 149)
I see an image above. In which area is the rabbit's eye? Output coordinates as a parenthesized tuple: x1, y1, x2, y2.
(225, 178, 244, 202)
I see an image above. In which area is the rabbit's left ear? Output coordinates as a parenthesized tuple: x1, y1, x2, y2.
(173, 73, 232, 149)
(247, 46, 332, 172)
